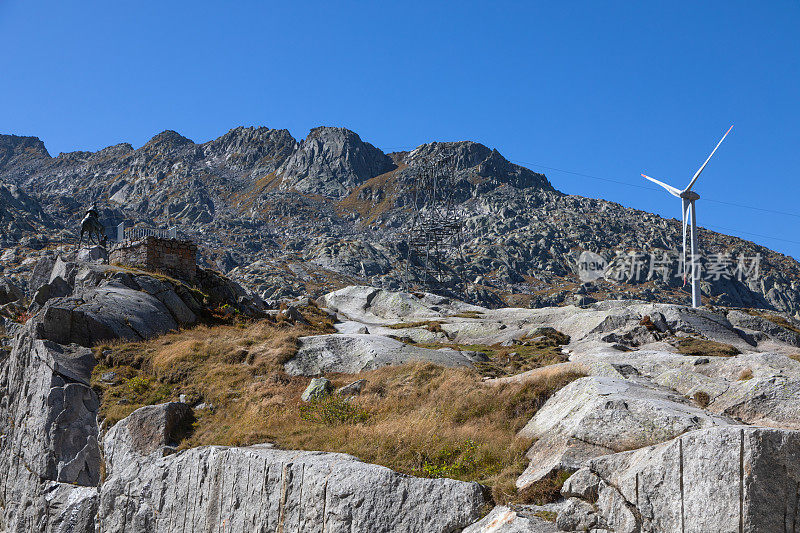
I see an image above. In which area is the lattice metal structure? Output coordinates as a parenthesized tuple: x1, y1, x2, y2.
(403, 155, 467, 293)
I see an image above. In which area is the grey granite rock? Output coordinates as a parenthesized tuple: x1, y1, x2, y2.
(301, 377, 333, 401)
(99, 445, 487, 533)
(516, 375, 737, 488)
(559, 426, 800, 533)
(286, 333, 488, 375)
(104, 402, 193, 476)
(35, 286, 179, 346)
(0, 276, 23, 304)
(0, 328, 100, 531)
(277, 126, 395, 198)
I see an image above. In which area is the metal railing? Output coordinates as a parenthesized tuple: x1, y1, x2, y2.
(115, 222, 178, 241)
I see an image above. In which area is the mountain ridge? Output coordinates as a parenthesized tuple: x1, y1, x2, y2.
(0, 125, 797, 317)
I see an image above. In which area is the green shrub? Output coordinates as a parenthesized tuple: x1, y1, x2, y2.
(421, 440, 479, 478)
(299, 395, 370, 425)
(127, 376, 151, 395)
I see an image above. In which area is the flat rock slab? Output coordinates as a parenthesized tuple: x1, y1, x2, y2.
(319, 287, 800, 353)
(320, 285, 485, 324)
(560, 426, 800, 533)
(286, 333, 488, 375)
(516, 375, 737, 488)
(100, 445, 487, 533)
(654, 353, 800, 429)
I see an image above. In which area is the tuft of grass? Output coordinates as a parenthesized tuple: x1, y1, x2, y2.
(673, 337, 740, 357)
(449, 311, 484, 319)
(746, 310, 800, 336)
(693, 390, 710, 408)
(299, 395, 370, 425)
(533, 510, 558, 522)
(387, 320, 445, 333)
(93, 320, 585, 504)
(516, 469, 573, 505)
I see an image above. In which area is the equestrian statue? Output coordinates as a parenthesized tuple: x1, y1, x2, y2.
(79, 205, 106, 246)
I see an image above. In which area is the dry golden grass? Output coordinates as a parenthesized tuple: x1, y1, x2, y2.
(387, 320, 445, 333)
(449, 310, 485, 319)
(692, 390, 711, 408)
(673, 336, 741, 357)
(92, 318, 585, 504)
(746, 310, 800, 336)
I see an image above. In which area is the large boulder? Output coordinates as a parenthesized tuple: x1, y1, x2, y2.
(104, 402, 193, 475)
(559, 426, 800, 533)
(286, 333, 488, 375)
(0, 277, 23, 304)
(76, 245, 108, 263)
(320, 285, 485, 324)
(99, 445, 487, 533)
(35, 286, 180, 346)
(654, 352, 800, 429)
(516, 376, 737, 488)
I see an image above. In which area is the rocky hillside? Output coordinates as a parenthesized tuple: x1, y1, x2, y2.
(3, 256, 800, 531)
(0, 126, 798, 316)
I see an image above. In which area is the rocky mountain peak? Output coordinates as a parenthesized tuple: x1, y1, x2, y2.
(0, 134, 50, 170)
(141, 130, 195, 152)
(277, 126, 396, 198)
(96, 142, 134, 158)
(403, 140, 554, 191)
(202, 126, 297, 174)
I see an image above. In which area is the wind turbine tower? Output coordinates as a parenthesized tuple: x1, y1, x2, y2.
(642, 125, 733, 308)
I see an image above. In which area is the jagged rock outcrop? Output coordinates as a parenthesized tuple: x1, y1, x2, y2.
(0, 321, 100, 532)
(0, 277, 22, 304)
(276, 126, 395, 198)
(103, 402, 193, 473)
(100, 445, 487, 533)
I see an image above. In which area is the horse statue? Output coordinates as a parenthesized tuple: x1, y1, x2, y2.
(79, 206, 106, 246)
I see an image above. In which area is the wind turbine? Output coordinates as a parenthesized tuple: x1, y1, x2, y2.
(641, 125, 733, 308)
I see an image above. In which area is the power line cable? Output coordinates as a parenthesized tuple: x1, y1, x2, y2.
(513, 159, 800, 220)
(381, 146, 799, 249)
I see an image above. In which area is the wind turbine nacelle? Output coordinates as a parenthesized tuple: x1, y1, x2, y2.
(680, 190, 700, 201)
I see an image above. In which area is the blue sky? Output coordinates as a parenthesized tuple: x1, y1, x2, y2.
(1, 1, 798, 258)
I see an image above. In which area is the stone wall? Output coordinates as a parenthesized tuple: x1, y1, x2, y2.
(109, 237, 197, 282)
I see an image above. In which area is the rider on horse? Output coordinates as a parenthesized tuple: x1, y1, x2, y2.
(79, 203, 106, 246)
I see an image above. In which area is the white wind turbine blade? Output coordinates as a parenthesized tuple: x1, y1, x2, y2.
(684, 125, 733, 192)
(642, 174, 682, 197)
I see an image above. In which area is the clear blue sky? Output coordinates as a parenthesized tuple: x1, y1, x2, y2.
(1, 1, 798, 259)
